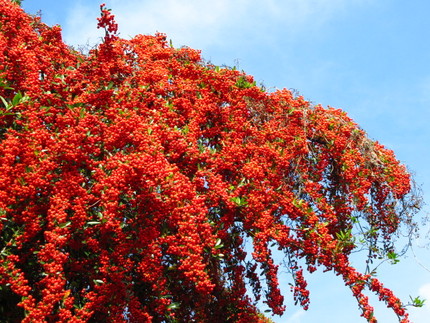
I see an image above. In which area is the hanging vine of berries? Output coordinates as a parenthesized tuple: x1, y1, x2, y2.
(0, 1, 422, 322)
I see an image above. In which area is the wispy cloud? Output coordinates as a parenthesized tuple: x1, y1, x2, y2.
(63, 0, 372, 50)
(418, 283, 430, 309)
(64, 2, 105, 49)
(285, 309, 306, 323)
(408, 282, 430, 322)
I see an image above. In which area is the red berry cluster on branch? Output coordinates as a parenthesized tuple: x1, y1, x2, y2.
(0, 1, 421, 322)
(97, 3, 118, 42)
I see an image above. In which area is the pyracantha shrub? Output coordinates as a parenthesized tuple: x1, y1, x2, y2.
(0, 1, 422, 322)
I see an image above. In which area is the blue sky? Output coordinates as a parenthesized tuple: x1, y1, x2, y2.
(21, 0, 430, 322)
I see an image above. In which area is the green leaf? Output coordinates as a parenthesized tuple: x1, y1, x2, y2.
(12, 92, 22, 106)
(336, 229, 353, 242)
(410, 295, 425, 307)
(214, 238, 224, 249)
(237, 177, 247, 188)
(166, 172, 174, 180)
(106, 81, 114, 90)
(59, 221, 71, 228)
(160, 294, 173, 299)
(181, 125, 189, 135)
(231, 196, 247, 206)
(0, 78, 13, 90)
(387, 251, 400, 264)
(87, 221, 101, 225)
(235, 76, 255, 89)
(0, 96, 9, 109)
(293, 198, 304, 208)
(167, 302, 180, 310)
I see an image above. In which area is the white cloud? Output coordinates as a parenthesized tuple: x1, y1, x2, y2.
(408, 283, 430, 323)
(285, 309, 306, 323)
(64, 2, 105, 49)
(418, 283, 430, 308)
(62, 0, 372, 50)
(111, 0, 239, 48)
